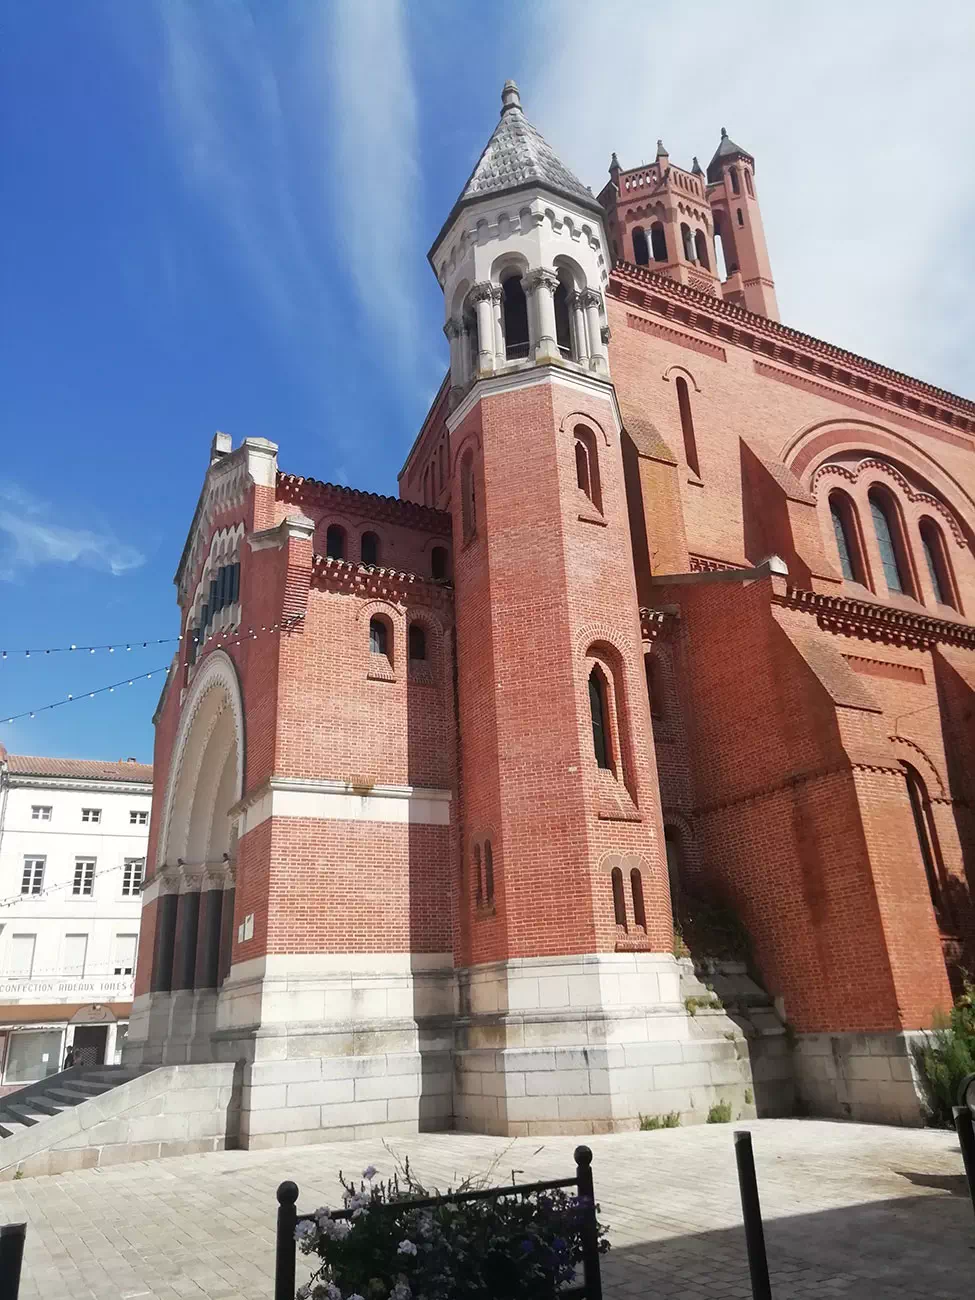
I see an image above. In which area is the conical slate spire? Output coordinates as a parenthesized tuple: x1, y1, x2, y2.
(691, 156, 704, 176)
(431, 81, 603, 257)
(706, 126, 754, 183)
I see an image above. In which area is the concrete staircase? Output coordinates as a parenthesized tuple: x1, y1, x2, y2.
(0, 1065, 152, 1139)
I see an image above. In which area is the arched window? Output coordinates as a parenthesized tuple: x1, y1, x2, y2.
(829, 491, 866, 586)
(730, 169, 740, 196)
(902, 763, 943, 912)
(736, 208, 744, 227)
(588, 666, 612, 771)
(645, 653, 662, 719)
(473, 844, 482, 905)
(431, 546, 448, 581)
(574, 426, 602, 511)
(630, 868, 647, 930)
(369, 617, 388, 657)
(501, 273, 529, 360)
(664, 826, 681, 916)
(744, 170, 754, 197)
(869, 487, 913, 596)
(632, 226, 650, 266)
(326, 525, 345, 560)
(360, 531, 379, 567)
(461, 450, 476, 540)
(554, 279, 572, 357)
(919, 518, 956, 609)
(680, 222, 695, 261)
(675, 377, 700, 477)
(484, 841, 494, 903)
(694, 230, 710, 270)
(650, 221, 668, 262)
(611, 867, 627, 929)
(408, 623, 426, 661)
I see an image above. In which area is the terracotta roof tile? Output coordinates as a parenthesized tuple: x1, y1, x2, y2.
(4, 754, 153, 783)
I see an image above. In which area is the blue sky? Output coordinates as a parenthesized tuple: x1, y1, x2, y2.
(2, 0, 973, 764)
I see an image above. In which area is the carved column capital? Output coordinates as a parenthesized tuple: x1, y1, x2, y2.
(581, 288, 603, 311)
(469, 281, 495, 304)
(443, 317, 464, 340)
(523, 267, 559, 296)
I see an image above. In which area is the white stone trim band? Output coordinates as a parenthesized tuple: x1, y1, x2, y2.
(235, 779, 452, 837)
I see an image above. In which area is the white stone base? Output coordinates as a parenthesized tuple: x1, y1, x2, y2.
(794, 1031, 927, 1126)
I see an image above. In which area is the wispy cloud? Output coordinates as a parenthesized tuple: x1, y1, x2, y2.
(0, 485, 144, 581)
(532, 0, 975, 396)
(323, 0, 428, 380)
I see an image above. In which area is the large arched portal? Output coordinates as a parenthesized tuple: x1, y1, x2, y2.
(147, 652, 244, 1037)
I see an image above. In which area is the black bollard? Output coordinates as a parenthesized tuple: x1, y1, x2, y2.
(734, 1130, 772, 1300)
(953, 1106, 975, 1224)
(574, 1145, 603, 1300)
(0, 1222, 26, 1300)
(275, 1181, 299, 1300)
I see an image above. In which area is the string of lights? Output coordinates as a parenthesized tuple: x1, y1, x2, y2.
(0, 614, 305, 727)
(2, 637, 179, 660)
(0, 858, 140, 910)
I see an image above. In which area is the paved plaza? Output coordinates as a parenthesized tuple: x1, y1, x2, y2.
(2, 1119, 973, 1299)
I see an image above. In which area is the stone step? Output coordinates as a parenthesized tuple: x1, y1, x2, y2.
(43, 1086, 102, 1106)
(0, 1104, 40, 1128)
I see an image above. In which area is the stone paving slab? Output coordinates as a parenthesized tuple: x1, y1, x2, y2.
(1, 1119, 973, 1298)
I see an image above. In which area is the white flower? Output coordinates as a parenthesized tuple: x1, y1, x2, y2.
(296, 1286, 311, 1300)
(362, 1165, 377, 1180)
(349, 1294, 365, 1300)
(390, 1282, 412, 1300)
(294, 1221, 318, 1247)
(351, 1207, 368, 1220)
(397, 1239, 418, 1256)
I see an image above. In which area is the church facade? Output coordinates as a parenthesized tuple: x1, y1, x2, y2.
(128, 84, 975, 1145)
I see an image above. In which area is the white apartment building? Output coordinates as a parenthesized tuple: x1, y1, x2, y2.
(0, 748, 151, 1091)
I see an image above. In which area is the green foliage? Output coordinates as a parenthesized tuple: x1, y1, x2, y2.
(912, 983, 975, 1128)
(638, 1111, 680, 1131)
(744, 1087, 753, 1106)
(12, 1169, 23, 1180)
(707, 1101, 733, 1124)
(684, 995, 723, 1017)
(295, 1153, 610, 1300)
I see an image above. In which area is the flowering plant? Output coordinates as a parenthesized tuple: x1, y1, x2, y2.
(295, 1156, 609, 1300)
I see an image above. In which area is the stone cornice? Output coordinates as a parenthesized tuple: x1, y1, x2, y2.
(609, 261, 975, 439)
(311, 555, 454, 609)
(773, 584, 975, 651)
(3, 774, 152, 795)
(278, 474, 452, 537)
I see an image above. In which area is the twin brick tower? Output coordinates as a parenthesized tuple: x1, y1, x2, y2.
(129, 84, 975, 1146)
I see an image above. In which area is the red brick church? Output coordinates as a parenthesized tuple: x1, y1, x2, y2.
(129, 83, 975, 1143)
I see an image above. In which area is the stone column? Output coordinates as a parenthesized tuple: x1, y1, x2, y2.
(583, 289, 609, 376)
(150, 871, 180, 993)
(172, 869, 203, 992)
(218, 867, 236, 985)
(470, 283, 496, 377)
(492, 285, 504, 367)
(569, 291, 590, 365)
(524, 268, 561, 363)
(194, 865, 227, 991)
(444, 318, 464, 393)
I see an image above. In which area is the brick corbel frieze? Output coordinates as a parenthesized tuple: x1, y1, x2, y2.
(639, 607, 678, 643)
(773, 583, 975, 652)
(608, 261, 975, 442)
(278, 473, 452, 537)
(311, 554, 454, 615)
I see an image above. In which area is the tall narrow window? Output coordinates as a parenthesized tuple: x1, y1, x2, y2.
(408, 623, 426, 661)
(730, 169, 740, 196)
(664, 827, 681, 916)
(473, 844, 483, 905)
(694, 229, 710, 270)
(829, 491, 865, 585)
(501, 274, 529, 360)
(903, 763, 942, 912)
(588, 667, 612, 770)
(650, 221, 668, 262)
(869, 488, 912, 596)
(574, 426, 601, 511)
(21, 857, 45, 896)
(326, 525, 345, 560)
(675, 377, 700, 477)
(630, 868, 647, 930)
(63, 934, 88, 977)
(72, 858, 96, 897)
(431, 546, 448, 581)
(645, 654, 663, 719)
(681, 223, 695, 261)
(611, 867, 627, 928)
(632, 226, 650, 266)
(360, 531, 379, 566)
(554, 279, 572, 356)
(484, 841, 494, 903)
(744, 170, 754, 197)
(438, 442, 446, 491)
(919, 518, 956, 608)
(369, 617, 388, 657)
(736, 208, 744, 227)
(461, 451, 476, 539)
(122, 858, 144, 896)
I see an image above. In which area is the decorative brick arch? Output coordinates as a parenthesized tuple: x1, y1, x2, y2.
(558, 410, 612, 446)
(812, 458, 968, 550)
(158, 650, 244, 869)
(888, 735, 946, 800)
(662, 364, 700, 392)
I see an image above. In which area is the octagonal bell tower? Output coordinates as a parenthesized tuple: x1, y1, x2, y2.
(428, 83, 698, 1136)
